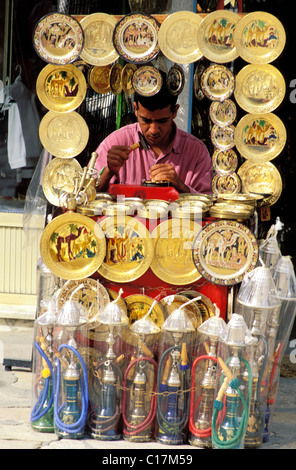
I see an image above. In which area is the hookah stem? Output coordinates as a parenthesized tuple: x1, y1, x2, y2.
(189, 355, 218, 438)
(122, 356, 158, 435)
(31, 341, 54, 422)
(54, 344, 89, 434)
(267, 341, 283, 405)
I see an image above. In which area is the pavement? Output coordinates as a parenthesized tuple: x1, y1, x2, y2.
(0, 316, 296, 451)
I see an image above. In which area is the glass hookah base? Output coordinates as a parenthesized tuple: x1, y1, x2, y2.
(31, 420, 55, 433)
(189, 435, 212, 448)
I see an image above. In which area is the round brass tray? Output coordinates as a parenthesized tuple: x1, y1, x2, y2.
(110, 63, 123, 95)
(159, 294, 203, 329)
(36, 63, 87, 113)
(124, 294, 165, 327)
(234, 113, 287, 162)
(132, 66, 162, 97)
(234, 64, 286, 114)
(209, 99, 237, 127)
(211, 173, 241, 196)
(212, 148, 238, 175)
(40, 212, 106, 280)
(150, 219, 202, 286)
(179, 290, 215, 322)
(79, 13, 119, 66)
(233, 11, 286, 64)
(192, 219, 259, 286)
(197, 10, 240, 63)
(39, 110, 89, 158)
(211, 124, 235, 150)
(33, 12, 84, 65)
(88, 65, 112, 94)
(42, 157, 82, 206)
(237, 160, 282, 206)
(201, 64, 235, 101)
(121, 63, 137, 95)
(167, 64, 185, 96)
(158, 11, 203, 64)
(97, 216, 154, 283)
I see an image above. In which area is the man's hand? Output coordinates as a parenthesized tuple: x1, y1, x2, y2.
(107, 145, 131, 175)
(149, 163, 190, 193)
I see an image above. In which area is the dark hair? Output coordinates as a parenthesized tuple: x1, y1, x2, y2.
(134, 71, 178, 111)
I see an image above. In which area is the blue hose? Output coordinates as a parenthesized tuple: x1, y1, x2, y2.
(30, 341, 54, 422)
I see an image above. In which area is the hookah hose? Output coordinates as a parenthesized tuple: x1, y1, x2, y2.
(122, 356, 158, 436)
(211, 356, 253, 449)
(189, 355, 218, 438)
(53, 344, 89, 435)
(156, 345, 190, 435)
(31, 341, 54, 422)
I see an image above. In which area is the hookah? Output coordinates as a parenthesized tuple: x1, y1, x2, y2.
(156, 297, 197, 445)
(53, 295, 89, 439)
(87, 289, 128, 440)
(122, 300, 159, 442)
(189, 315, 226, 448)
(211, 314, 254, 449)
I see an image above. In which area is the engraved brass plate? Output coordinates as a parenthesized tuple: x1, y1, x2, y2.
(201, 64, 235, 101)
(110, 63, 123, 95)
(88, 65, 111, 94)
(42, 157, 82, 206)
(132, 66, 162, 96)
(125, 294, 165, 327)
(121, 63, 137, 95)
(212, 148, 238, 175)
(210, 99, 237, 127)
(211, 124, 235, 150)
(211, 173, 241, 196)
(167, 64, 185, 96)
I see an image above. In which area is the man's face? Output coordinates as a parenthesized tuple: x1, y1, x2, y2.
(134, 102, 179, 149)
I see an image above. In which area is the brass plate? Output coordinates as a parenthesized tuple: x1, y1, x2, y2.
(211, 124, 235, 150)
(113, 13, 160, 64)
(110, 63, 123, 95)
(209, 202, 253, 220)
(167, 64, 185, 96)
(159, 294, 203, 329)
(234, 113, 286, 162)
(80, 13, 119, 66)
(237, 160, 282, 206)
(121, 63, 137, 95)
(36, 63, 87, 113)
(132, 66, 162, 97)
(88, 65, 111, 94)
(233, 12, 286, 64)
(209, 99, 237, 127)
(42, 157, 82, 206)
(211, 173, 241, 195)
(97, 216, 154, 282)
(192, 220, 259, 286)
(234, 64, 286, 114)
(201, 64, 235, 101)
(198, 10, 240, 63)
(179, 290, 215, 322)
(125, 294, 165, 327)
(40, 212, 106, 280)
(158, 11, 203, 64)
(212, 148, 238, 175)
(33, 13, 84, 65)
(150, 219, 202, 286)
(39, 110, 89, 158)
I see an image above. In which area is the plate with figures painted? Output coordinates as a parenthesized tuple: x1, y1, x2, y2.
(211, 124, 235, 150)
(212, 148, 238, 175)
(200, 64, 235, 101)
(209, 99, 237, 127)
(132, 66, 162, 96)
(88, 65, 112, 93)
(124, 294, 165, 327)
(42, 157, 82, 206)
(167, 64, 185, 96)
(211, 173, 241, 196)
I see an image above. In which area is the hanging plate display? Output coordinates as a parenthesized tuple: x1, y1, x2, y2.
(40, 212, 106, 280)
(167, 64, 185, 96)
(237, 160, 282, 206)
(234, 64, 286, 114)
(39, 110, 89, 158)
(121, 63, 137, 95)
(212, 148, 238, 175)
(234, 113, 286, 162)
(201, 64, 235, 101)
(211, 173, 241, 195)
(79, 13, 119, 66)
(42, 157, 82, 206)
(97, 216, 154, 283)
(109, 63, 123, 95)
(197, 10, 240, 63)
(88, 65, 112, 94)
(158, 11, 203, 64)
(233, 11, 286, 64)
(33, 12, 84, 65)
(150, 219, 202, 286)
(192, 219, 259, 286)
(179, 290, 215, 322)
(211, 124, 235, 150)
(209, 99, 237, 127)
(193, 62, 206, 101)
(132, 66, 162, 96)
(159, 294, 203, 329)
(36, 63, 87, 113)
(112, 13, 160, 64)
(124, 294, 165, 327)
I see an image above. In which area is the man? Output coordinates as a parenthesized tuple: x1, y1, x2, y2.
(95, 73, 213, 194)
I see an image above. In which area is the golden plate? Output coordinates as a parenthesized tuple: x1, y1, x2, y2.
(79, 13, 119, 66)
(158, 11, 203, 64)
(42, 157, 82, 206)
(125, 294, 165, 327)
(132, 66, 162, 97)
(121, 63, 137, 95)
(234, 113, 287, 162)
(150, 219, 202, 286)
(237, 160, 282, 206)
(192, 220, 259, 286)
(201, 64, 235, 101)
(211, 173, 241, 195)
(110, 63, 123, 95)
(233, 11, 286, 64)
(159, 294, 203, 329)
(39, 110, 89, 158)
(212, 148, 238, 175)
(197, 10, 240, 63)
(234, 64, 286, 114)
(209, 99, 237, 127)
(112, 13, 160, 64)
(97, 216, 154, 283)
(40, 212, 106, 280)
(33, 13, 84, 65)
(179, 290, 215, 322)
(167, 64, 185, 96)
(88, 65, 111, 94)
(211, 124, 235, 150)
(36, 63, 87, 113)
